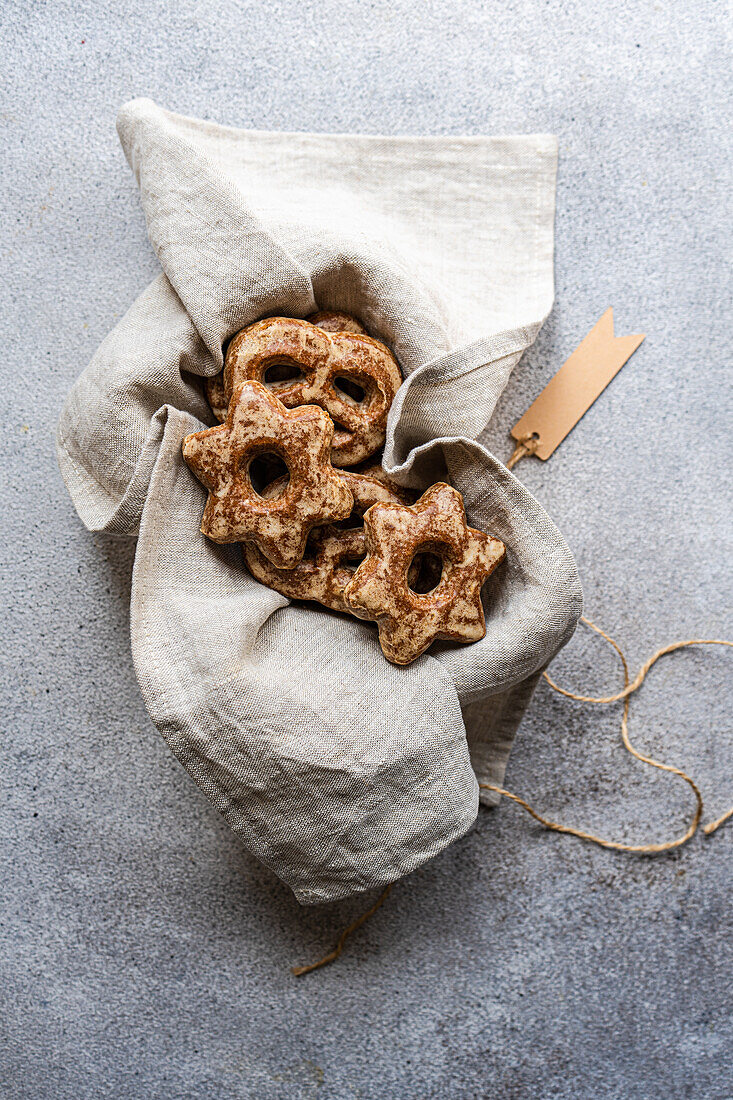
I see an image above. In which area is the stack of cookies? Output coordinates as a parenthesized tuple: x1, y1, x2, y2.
(183, 312, 506, 665)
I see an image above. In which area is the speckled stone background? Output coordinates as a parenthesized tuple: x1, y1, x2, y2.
(2, 1, 731, 1097)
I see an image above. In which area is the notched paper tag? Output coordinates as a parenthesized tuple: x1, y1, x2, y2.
(511, 309, 645, 460)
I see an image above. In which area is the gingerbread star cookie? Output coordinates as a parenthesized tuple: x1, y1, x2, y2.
(182, 380, 353, 569)
(344, 483, 506, 665)
(243, 468, 416, 614)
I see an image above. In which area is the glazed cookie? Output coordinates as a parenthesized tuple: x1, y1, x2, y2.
(182, 380, 353, 569)
(344, 483, 506, 665)
(204, 369, 229, 422)
(305, 310, 367, 335)
(243, 469, 415, 614)
(223, 317, 402, 466)
(204, 311, 367, 422)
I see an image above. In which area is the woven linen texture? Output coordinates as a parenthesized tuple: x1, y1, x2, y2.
(57, 100, 581, 903)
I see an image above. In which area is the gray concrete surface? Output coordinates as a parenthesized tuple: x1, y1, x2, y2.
(2, 1, 732, 1097)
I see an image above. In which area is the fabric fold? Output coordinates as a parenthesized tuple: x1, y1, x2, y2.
(116, 99, 317, 362)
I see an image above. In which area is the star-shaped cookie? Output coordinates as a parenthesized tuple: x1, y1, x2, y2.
(182, 380, 353, 569)
(344, 483, 506, 665)
(243, 468, 416, 614)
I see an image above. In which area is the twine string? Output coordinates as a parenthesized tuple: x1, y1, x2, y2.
(544, 635, 733, 706)
(506, 432, 539, 469)
(291, 884, 392, 977)
(481, 618, 732, 849)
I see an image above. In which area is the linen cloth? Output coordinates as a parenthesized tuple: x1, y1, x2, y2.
(57, 99, 582, 904)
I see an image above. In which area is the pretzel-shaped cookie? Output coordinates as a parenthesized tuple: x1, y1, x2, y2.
(182, 380, 353, 569)
(344, 483, 506, 665)
(204, 311, 368, 421)
(305, 310, 367, 335)
(223, 317, 402, 466)
(243, 469, 415, 614)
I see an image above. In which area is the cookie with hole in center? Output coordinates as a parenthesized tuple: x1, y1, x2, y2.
(204, 311, 368, 422)
(222, 317, 401, 466)
(344, 483, 506, 665)
(242, 469, 416, 614)
(182, 380, 353, 569)
(305, 310, 367, 335)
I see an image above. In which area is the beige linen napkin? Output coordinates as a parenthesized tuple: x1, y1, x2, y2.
(57, 100, 581, 903)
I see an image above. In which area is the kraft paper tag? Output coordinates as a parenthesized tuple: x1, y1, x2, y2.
(511, 309, 645, 460)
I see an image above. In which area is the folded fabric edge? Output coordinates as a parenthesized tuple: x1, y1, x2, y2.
(117, 97, 558, 155)
(463, 670, 547, 810)
(292, 789, 479, 906)
(56, 404, 174, 536)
